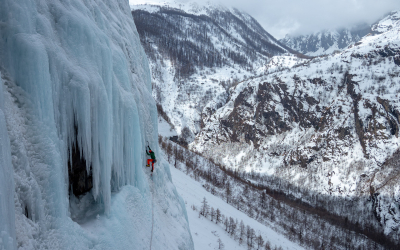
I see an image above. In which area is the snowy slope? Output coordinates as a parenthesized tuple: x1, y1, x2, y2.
(158, 116, 178, 138)
(192, 12, 400, 244)
(170, 166, 304, 250)
(160, 136, 387, 249)
(0, 0, 193, 249)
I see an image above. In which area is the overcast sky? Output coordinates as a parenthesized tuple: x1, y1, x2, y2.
(129, 0, 400, 39)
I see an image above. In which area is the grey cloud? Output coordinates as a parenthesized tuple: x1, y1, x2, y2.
(219, 0, 400, 38)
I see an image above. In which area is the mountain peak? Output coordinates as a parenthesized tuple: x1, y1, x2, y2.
(371, 10, 400, 33)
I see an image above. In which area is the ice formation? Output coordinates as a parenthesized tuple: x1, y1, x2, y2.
(0, 73, 17, 250)
(0, 0, 193, 249)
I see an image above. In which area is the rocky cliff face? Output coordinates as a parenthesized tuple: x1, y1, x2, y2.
(192, 14, 400, 240)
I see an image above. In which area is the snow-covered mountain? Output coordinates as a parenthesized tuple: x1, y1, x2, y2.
(372, 10, 400, 33)
(281, 11, 400, 57)
(131, 2, 297, 141)
(0, 0, 193, 249)
(192, 11, 400, 245)
(280, 26, 371, 57)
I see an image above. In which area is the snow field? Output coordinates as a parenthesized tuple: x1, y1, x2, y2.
(170, 164, 304, 250)
(158, 116, 178, 138)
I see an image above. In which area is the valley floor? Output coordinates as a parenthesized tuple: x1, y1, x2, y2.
(169, 166, 304, 250)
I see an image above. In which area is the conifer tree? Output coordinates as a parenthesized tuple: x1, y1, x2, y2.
(200, 197, 209, 218)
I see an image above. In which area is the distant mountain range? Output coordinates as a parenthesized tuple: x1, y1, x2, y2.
(279, 26, 371, 56)
(280, 11, 400, 56)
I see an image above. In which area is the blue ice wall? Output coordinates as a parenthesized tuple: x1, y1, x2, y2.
(0, 0, 193, 249)
(0, 73, 17, 250)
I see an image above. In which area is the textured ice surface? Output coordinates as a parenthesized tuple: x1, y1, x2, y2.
(0, 0, 193, 249)
(0, 73, 17, 250)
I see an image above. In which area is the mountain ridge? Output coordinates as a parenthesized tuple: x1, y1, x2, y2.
(280, 26, 371, 56)
(280, 10, 400, 56)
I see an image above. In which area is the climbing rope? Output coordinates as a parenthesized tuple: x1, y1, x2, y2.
(147, 140, 154, 250)
(150, 179, 154, 250)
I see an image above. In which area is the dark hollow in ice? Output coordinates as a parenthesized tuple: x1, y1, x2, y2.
(68, 127, 93, 197)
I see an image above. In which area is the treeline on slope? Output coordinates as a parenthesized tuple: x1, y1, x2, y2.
(195, 197, 281, 250)
(205, 8, 287, 56)
(132, 7, 285, 79)
(159, 136, 399, 249)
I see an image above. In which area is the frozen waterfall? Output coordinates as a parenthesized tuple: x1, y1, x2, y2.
(0, 0, 193, 249)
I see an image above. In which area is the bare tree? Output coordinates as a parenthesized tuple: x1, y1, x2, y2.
(229, 217, 237, 237)
(174, 144, 178, 168)
(217, 238, 224, 250)
(224, 217, 229, 232)
(247, 226, 255, 249)
(210, 207, 215, 222)
(259, 191, 266, 209)
(264, 241, 271, 250)
(225, 181, 232, 203)
(239, 220, 245, 245)
(256, 234, 264, 250)
(216, 208, 222, 224)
